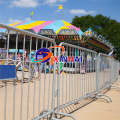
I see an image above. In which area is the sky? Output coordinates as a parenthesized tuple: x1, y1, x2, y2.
(0, 0, 120, 24)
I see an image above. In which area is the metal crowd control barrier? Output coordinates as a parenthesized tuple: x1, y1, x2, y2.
(113, 60, 119, 81)
(111, 59, 120, 92)
(96, 53, 120, 103)
(57, 42, 98, 113)
(0, 23, 120, 120)
(0, 23, 60, 120)
(96, 53, 113, 103)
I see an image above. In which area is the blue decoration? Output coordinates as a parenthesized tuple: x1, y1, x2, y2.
(0, 65, 16, 80)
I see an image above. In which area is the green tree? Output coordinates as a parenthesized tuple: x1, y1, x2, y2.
(71, 14, 120, 60)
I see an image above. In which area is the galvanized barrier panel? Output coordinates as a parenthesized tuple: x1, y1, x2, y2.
(57, 42, 97, 112)
(0, 23, 57, 120)
(97, 53, 112, 93)
(113, 60, 119, 82)
(96, 53, 120, 103)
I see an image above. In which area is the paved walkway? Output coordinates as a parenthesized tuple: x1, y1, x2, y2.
(0, 72, 120, 120)
(63, 77, 120, 120)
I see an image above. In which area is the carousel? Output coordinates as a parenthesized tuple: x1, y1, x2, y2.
(0, 20, 113, 55)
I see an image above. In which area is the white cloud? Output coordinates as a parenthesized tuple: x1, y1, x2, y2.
(0, 0, 3, 3)
(44, 0, 57, 4)
(9, 17, 31, 23)
(44, 0, 66, 4)
(70, 9, 96, 14)
(10, 0, 39, 8)
(24, 18, 31, 21)
(9, 18, 22, 23)
(55, 9, 61, 12)
(0, 0, 8, 4)
(43, 0, 66, 6)
(58, 0, 66, 2)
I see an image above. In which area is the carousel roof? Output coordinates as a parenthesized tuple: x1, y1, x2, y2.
(0, 20, 83, 37)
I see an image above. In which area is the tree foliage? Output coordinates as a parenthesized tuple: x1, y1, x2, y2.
(71, 14, 120, 60)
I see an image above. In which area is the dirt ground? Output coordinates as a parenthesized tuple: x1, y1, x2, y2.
(0, 71, 119, 120)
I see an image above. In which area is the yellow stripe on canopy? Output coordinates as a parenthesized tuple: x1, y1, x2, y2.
(16, 21, 45, 29)
(63, 20, 71, 26)
(9, 23, 19, 26)
(56, 26, 70, 34)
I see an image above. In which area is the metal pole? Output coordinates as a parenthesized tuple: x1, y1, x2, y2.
(6, 30, 9, 64)
(62, 9, 63, 20)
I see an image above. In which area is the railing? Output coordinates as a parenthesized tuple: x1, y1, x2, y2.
(57, 42, 97, 112)
(0, 23, 120, 120)
(0, 23, 58, 120)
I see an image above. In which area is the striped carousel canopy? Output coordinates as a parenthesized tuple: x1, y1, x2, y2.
(0, 20, 83, 37)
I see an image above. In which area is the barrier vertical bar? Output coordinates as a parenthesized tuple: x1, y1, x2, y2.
(4, 30, 9, 120)
(66, 46, 68, 103)
(13, 32, 18, 120)
(57, 47, 60, 112)
(20, 34, 26, 120)
(92, 53, 94, 93)
(80, 50, 81, 97)
(33, 38, 38, 119)
(84, 50, 85, 96)
(117, 61, 119, 79)
(111, 58, 113, 85)
(51, 47, 57, 118)
(96, 53, 100, 95)
(72, 48, 74, 101)
(75, 48, 77, 99)
(48, 42, 52, 110)
(86, 51, 88, 95)
(90, 52, 92, 94)
(43, 41, 47, 114)
(69, 47, 71, 102)
(77, 49, 79, 98)
(27, 36, 32, 120)
(88, 52, 90, 94)
(38, 39, 43, 115)
(62, 46, 65, 105)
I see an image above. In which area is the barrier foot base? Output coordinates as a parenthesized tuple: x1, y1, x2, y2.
(111, 86, 120, 92)
(96, 96, 110, 103)
(114, 82, 119, 85)
(51, 118, 61, 120)
(51, 111, 77, 120)
(97, 94, 113, 102)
